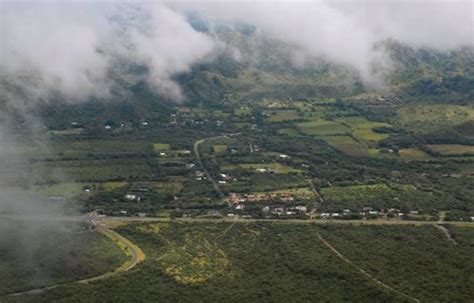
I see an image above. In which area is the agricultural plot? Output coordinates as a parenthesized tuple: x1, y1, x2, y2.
(426, 144, 474, 156)
(33, 182, 89, 198)
(33, 158, 153, 183)
(321, 135, 368, 157)
(212, 144, 228, 154)
(398, 148, 433, 160)
(221, 163, 304, 174)
(296, 119, 350, 136)
(367, 148, 398, 159)
(264, 110, 301, 122)
(50, 140, 153, 157)
(220, 173, 309, 193)
(153, 143, 171, 151)
(336, 116, 392, 142)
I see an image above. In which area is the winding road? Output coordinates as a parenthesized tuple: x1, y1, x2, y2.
(7, 214, 145, 297)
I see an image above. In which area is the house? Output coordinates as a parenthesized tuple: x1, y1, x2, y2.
(262, 206, 270, 212)
(295, 206, 307, 212)
(218, 180, 227, 184)
(279, 154, 289, 159)
(256, 168, 267, 173)
(320, 213, 330, 219)
(125, 194, 137, 200)
(331, 213, 341, 218)
(236, 204, 244, 210)
(104, 125, 112, 130)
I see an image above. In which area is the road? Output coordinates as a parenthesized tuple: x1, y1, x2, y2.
(7, 214, 145, 297)
(193, 133, 240, 203)
(318, 233, 420, 303)
(99, 215, 474, 227)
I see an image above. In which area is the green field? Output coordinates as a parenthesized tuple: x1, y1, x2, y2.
(265, 110, 300, 122)
(426, 144, 474, 156)
(296, 119, 349, 136)
(153, 143, 171, 151)
(222, 163, 303, 174)
(321, 135, 368, 157)
(399, 148, 433, 160)
(33, 158, 153, 183)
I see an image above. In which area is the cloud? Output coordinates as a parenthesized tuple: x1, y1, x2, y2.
(172, 0, 473, 86)
(0, 0, 217, 106)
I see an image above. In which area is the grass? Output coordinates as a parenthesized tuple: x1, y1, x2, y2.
(212, 144, 228, 154)
(34, 182, 88, 198)
(353, 129, 390, 141)
(321, 135, 368, 157)
(51, 140, 153, 157)
(222, 163, 304, 174)
(277, 128, 300, 136)
(426, 144, 474, 156)
(399, 148, 433, 160)
(153, 143, 171, 151)
(48, 128, 83, 136)
(336, 117, 392, 142)
(367, 148, 398, 159)
(296, 119, 349, 136)
(33, 158, 153, 183)
(265, 110, 300, 122)
(100, 182, 129, 190)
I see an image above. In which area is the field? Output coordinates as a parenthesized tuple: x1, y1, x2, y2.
(33, 158, 153, 183)
(426, 144, 474, 156)
(153, 143, 171, 151)
(6, 222, 473, 302)
(265, 110, 300, 122)
(221, 163, 303, 174)
(398, 148, 433, 160)
(320, 135, 368, 157)
(296, 119, 349, 136)
(212, 144, 228, 154)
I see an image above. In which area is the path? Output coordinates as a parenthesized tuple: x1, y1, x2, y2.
(317, 233, 420, 303)
(193, 133, 240, 203)
(434, 224, 458, 245)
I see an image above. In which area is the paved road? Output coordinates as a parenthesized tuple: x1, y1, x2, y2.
(99, 215, 474, 227)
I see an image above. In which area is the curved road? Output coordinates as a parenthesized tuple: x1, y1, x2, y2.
(8, 217, 145, 297)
